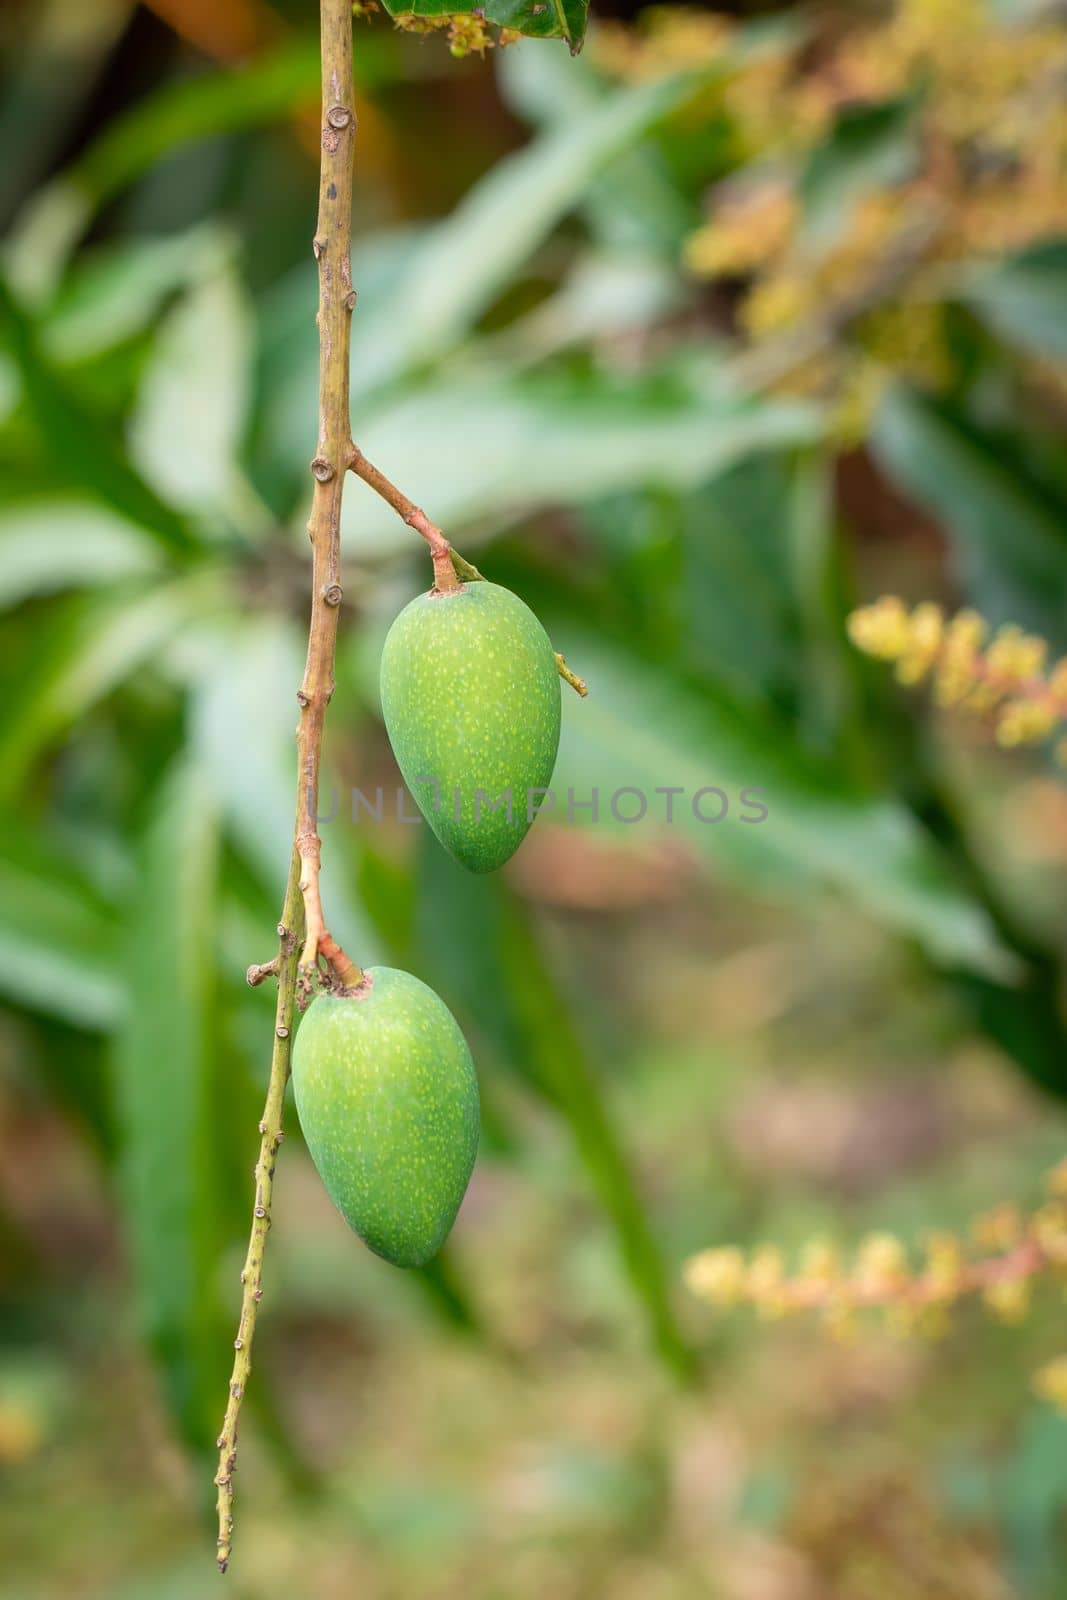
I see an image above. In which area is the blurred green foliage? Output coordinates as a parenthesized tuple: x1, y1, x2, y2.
(3, 0, 1067, 1594)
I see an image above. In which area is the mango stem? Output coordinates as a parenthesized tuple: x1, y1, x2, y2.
(347, 444, 480, 592)
(318, 931, 364, 990)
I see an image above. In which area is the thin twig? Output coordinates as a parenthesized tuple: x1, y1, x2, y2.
(554, 652, 588, 697)
(245, 957, 280, 987)
(215, 885, 301, 1571)
(214, 0, 359, 1571)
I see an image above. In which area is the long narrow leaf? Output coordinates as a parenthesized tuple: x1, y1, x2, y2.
(872, 384, 1067, 646)
(0, 276, 197, 554)
(340, 370, 820, 552)
(551, 633, 1018, 980)
(112, 754, 225, 1446)
(0, 578, 216, 805)
(348, 69, 718, 395)
(0, 825, 123, 1029)
(415, 841, 695, 1377)
(0, 501, 163, 610)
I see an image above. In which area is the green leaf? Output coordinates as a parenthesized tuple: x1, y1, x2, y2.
(0, 578, 216, 805)
(961, 238, 1067, 360)
(498, 21, 798, 253)
(0, 275, 197, 555)
(129, 257, 252, 515)
(415, 840, 695, 1377)
(551, 634, 1018, 980)
(113, 753, 225, 1447)
(341, 368, 821, 552)
(72, 39, 321, 211)
(0, 501, 163, 610)
(381, 0, 588, 52)
(677, 456, 803, 709)
(871, 384, 1067, 645)
(0, 824, 123, 1030)
(45, 225, 235, 363)
(5, 37, 415, 297)
(347, 69, 713, 394)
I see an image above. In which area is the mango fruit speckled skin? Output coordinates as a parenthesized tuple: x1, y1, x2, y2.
(292, 967, 479, 1268)
(380, 581, 561, 873)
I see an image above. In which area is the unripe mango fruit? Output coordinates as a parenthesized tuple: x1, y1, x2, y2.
(292, 967, 479, 1268)
(380, 581, 561, 873)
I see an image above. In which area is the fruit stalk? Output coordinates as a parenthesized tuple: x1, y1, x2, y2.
(348, 444, 461, 592)
(214, 0, 358, 1570)
(347, 447, 587, 693)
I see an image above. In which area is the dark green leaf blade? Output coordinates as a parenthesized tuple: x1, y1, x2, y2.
(0, 822, 123, 1030)
(415, 840, 695, 1378)
(552, 634, 1018, 981)
(112, 753, 226, 1448)
(0, 275, 197, 555)
(962, 239, 1067, 361)
(871, 384, 1067, 646)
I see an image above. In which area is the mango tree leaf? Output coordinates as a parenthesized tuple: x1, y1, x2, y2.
(112, 753, 226, 1446)
(0, 825, 123, 1030)
(340, 369, 821, 552)
(44, 225, 234, 363)
(347, 68, 715, 395)
(550, 633, 1018, 981)
(498, 21, 799, 253)
(0, 275, 197, 554)
(0, 577, 218, 805)
(71, 38, 320, 207)
(129, 258, 252, 515)
(871, 384, 1067, 646)
(414, 839, 695, 1377)
(0, 501, 163, 610)
(961, 239, 1067, 361)
(5, 35, 415, 296)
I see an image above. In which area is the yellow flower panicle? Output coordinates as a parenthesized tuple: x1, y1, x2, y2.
(847, 598, 1067, 754)
(616, 0, 1067, 410)
(685, 1161, 1067, 1413)
(1034, 1355, 1067, 1410)
(386, 8, 517, 54)
(687, 1164, 1067, 1363)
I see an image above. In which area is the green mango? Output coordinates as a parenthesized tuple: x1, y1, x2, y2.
(380, 580, 561, 873)
(292, 967, 479, 1268)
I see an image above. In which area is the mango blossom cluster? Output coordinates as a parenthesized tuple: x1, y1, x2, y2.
(597, 0, 1067, 433)
(685, 1161, 1067, 1407)
(847, 597, 1067, 756)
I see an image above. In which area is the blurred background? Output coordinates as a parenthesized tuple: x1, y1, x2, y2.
(4, 0, 1067, 1594)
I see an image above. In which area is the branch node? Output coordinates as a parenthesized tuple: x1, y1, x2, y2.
(246, 958, 280, 987)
